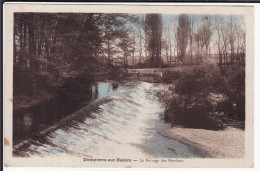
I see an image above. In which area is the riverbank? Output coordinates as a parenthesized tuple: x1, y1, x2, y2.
(154, 80, 245, 158)
(160, 125, 244, 158)
(13, 78, 119, 111)
(13, 92, 53, 110)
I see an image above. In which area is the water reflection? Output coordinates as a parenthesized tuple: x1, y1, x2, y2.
(13, 82, 115, 144)
(97, 82, 113, 99)
(23, 113, 33, 130)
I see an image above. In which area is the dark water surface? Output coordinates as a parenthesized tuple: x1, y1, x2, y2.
(13, 82, 115, 144)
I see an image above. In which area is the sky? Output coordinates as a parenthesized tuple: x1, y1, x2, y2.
(126, 14, 245, 59)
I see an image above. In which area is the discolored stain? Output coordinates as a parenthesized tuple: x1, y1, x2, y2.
(9, 97, 13, 102)
(4, 163, 8, 167)
(125, 165, 132, 168)
(4, 138, 10, 146)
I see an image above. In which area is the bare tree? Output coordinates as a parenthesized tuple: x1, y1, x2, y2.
(162, 22, 171, 65)
(188, 15, 195, 63)
(202, 15, 212, 57)
(227, 15, 236, 63)
(133, 15, 146, 68)
(234, 16, 246, 64)
(214, 16, 225, 65)
(131, 35, 136, 65)
(173, 23, 178, 64)
(177, 14, 190, 63)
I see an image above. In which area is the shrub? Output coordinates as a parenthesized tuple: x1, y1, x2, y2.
(14, 66, 58, 96)
(164, 94, 226, 130)
(108, 64, 121, 81)
(163, 63, 246, 130)
(34, 72, 57, 92)
(153, 73, 162, 83)
(175, 64, 222, 95)
(218, 64, 245, 119)
(163, 63, 245, 130)
(219, 65, 245, 95)
(56, 75, 92, 103)
(162, 70, 182, 84)
(13, 66, 34, 96)
(216, 99, 234, 117)
(235, 94, 245, 120)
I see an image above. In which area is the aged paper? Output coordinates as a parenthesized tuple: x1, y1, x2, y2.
(3, 3, 254, 168)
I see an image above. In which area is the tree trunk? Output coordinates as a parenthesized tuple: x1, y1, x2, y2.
(19, 15, 25, 66)
(169, 35, 172, 65)
(28, 14, 36, 70)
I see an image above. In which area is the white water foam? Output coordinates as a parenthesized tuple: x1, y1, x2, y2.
(20, 81, 209, 158)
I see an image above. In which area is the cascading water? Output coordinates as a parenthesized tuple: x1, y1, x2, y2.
(14, 81, 210, 158)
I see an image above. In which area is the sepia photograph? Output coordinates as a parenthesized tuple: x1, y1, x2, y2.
(3, 4, 254, 168)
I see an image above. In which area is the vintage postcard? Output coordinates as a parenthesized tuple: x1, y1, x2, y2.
(3, 3, 254, 168)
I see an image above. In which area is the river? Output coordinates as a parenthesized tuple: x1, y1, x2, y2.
(13, 81, 210, 158)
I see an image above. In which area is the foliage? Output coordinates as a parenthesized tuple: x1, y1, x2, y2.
(164, 94, 226, 130)
(162, 70, 182, 84)
(13, 13, 135, 109)
(218, 65, 245, 119)
(57, 76, 93, 103)
(174, 64, 223, 95)
(107, 63, 122, 81)
(13, 66, 34, 96)
(163, 63, 245, 130)
(13, 66, 58, 95)
(145, 14, 163, 68)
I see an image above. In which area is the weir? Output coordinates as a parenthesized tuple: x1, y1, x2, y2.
(13, 81, 210, 158)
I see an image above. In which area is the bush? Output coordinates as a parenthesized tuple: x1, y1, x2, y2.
(163, 63, 245, 130)
(164, 94, 226, 130)
(218, 65, 245, 119)
(235, 94, 245, 120)
(107, 64, 121, 81)
(216, 93, 245, 120)
(57, 75, 92, 103)
(34, 72, 57, 92)
(162, 70, 182, 84)
(13, 66, 34, 96)
(14, 66, 58, 96)
(219, 64, 245, 95)
(163, 63, 246, 130)
(175, 64, 222, 95)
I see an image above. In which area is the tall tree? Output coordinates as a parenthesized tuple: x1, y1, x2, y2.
(202, 15, 212, 57)
(177, 14, 190, 63)
(188, 15, 195, 63)
(145, 14, 163, 68)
